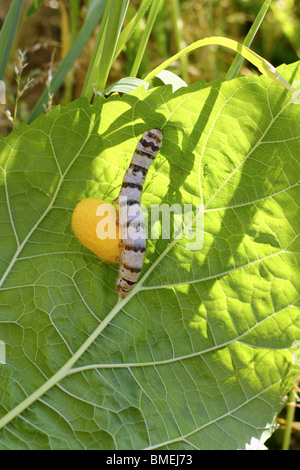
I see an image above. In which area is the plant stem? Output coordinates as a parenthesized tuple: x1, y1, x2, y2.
(70, 0, 80, 41)
(169, 0, 188, 82)
(58, 0, 73, 105)
(282, 389, 296, 450)
(13, 74, 21, 124)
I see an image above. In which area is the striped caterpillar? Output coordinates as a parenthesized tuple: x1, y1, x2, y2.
(114, 128, 163, 297)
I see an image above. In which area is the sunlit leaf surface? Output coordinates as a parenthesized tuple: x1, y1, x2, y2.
(0, 62, 299, 449)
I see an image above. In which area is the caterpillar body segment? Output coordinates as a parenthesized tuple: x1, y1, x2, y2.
(115, 128, 163, 297)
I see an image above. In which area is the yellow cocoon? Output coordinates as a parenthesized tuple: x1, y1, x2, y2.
(72, 198, 122, 264)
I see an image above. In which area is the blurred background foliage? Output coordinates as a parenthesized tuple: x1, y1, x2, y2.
(0, 0, 299, 136)
(0, 0, 299, 449)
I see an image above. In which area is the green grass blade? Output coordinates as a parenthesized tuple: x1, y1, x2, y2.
(81, 0, 129, 98)
(129, 0, 164, 78)
(81, 0, 112, 99)
(226, 0, 272, 80)
(0, 0, 24, 80)
(144, 36, 297, 94)
(95, 0, 129, 91)
(28, 0, 108, 124)
(26, 0, 43, 17)
(113, 0, 153, 61)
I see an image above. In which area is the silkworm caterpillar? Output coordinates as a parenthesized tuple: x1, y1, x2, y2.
(114, 128, 163, 297)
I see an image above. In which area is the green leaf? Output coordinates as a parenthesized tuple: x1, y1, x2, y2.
(0, 62, 299, 449)
(103, 76, 150, 95)
(155, 70, 187, 91)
